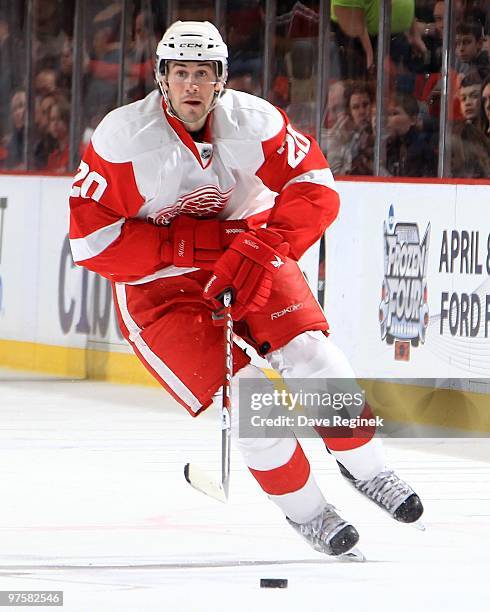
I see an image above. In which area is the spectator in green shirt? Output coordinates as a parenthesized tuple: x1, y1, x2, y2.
(331, 0, 426, 76)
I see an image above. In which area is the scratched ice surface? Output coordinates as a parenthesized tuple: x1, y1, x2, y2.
(0, 372, 488, 612)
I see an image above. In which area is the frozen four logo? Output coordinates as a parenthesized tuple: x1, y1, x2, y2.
(379, 205, 430, 360)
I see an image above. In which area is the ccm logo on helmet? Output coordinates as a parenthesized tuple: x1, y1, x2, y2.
(179, 43, 203, 48)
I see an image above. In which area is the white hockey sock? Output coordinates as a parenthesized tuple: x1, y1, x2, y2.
(268, 471, 327, 524)
(331, 436, 386, 481)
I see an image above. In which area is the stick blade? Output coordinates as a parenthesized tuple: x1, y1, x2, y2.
(184, 463, 228, 503)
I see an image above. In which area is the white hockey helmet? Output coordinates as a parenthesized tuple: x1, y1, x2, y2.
(156, 20, 228, 83)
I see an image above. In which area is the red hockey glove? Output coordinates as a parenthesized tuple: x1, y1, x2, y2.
(162, 215, 248, 270)
(202, 228, 289, 320)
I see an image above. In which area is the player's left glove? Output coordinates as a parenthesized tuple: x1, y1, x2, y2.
(203, 228, 289, 320)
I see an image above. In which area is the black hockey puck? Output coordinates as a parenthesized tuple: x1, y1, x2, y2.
(260, 578, 288, 589)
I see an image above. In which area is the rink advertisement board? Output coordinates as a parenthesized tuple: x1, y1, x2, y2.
(327, 180, 490, 381)
(0, 176, 121, 349)
(0, 175, 128, 378)
(0, 174, 319, 379)
(0, 174, 489, 387)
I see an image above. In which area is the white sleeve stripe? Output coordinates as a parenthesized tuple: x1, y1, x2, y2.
(282, 168, 338, 192)
(114, 283, 202, 413)
(70, 218, 125, 262)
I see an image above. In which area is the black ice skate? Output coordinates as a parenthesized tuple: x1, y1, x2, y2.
(287, 504, 361, 558)
(338, 463, 424, 524)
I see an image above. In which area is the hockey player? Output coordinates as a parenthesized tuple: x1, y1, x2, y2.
(69, 20, 423, 557)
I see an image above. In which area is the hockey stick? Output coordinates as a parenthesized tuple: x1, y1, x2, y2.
(184, 290, 233, 503)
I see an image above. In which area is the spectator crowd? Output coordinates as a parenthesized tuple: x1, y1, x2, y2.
(318, 0, 490, 177)
(0, 0, 157, 172)
(0, 0, 489, 178)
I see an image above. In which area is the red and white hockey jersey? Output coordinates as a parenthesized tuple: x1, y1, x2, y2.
(69, 88, 340, 284)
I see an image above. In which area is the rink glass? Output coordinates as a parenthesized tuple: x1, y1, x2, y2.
(0, 0, 486, 178)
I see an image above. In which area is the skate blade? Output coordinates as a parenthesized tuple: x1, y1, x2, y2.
(339, 547, 366, 562)
(411, 520, 426, 531)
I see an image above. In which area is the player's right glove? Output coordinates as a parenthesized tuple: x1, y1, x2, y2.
(202, 228, 289, 320)
(162, 215, 248, 270)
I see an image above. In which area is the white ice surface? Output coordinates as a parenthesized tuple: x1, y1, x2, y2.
(0, 371, 489, 612)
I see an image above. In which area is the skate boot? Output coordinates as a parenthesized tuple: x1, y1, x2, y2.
(287, 504, 359, 556)
(338, 463, 424, 523)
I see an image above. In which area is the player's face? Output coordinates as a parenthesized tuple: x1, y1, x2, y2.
(166, 61, 220, 131)
(483, 84, 490, 124)
(349, 93, 371, 129)
(459, 84, 481, 120)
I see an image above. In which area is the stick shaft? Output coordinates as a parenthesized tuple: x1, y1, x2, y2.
(221, 303, 233, 498)
(184, 291, 233, 502)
